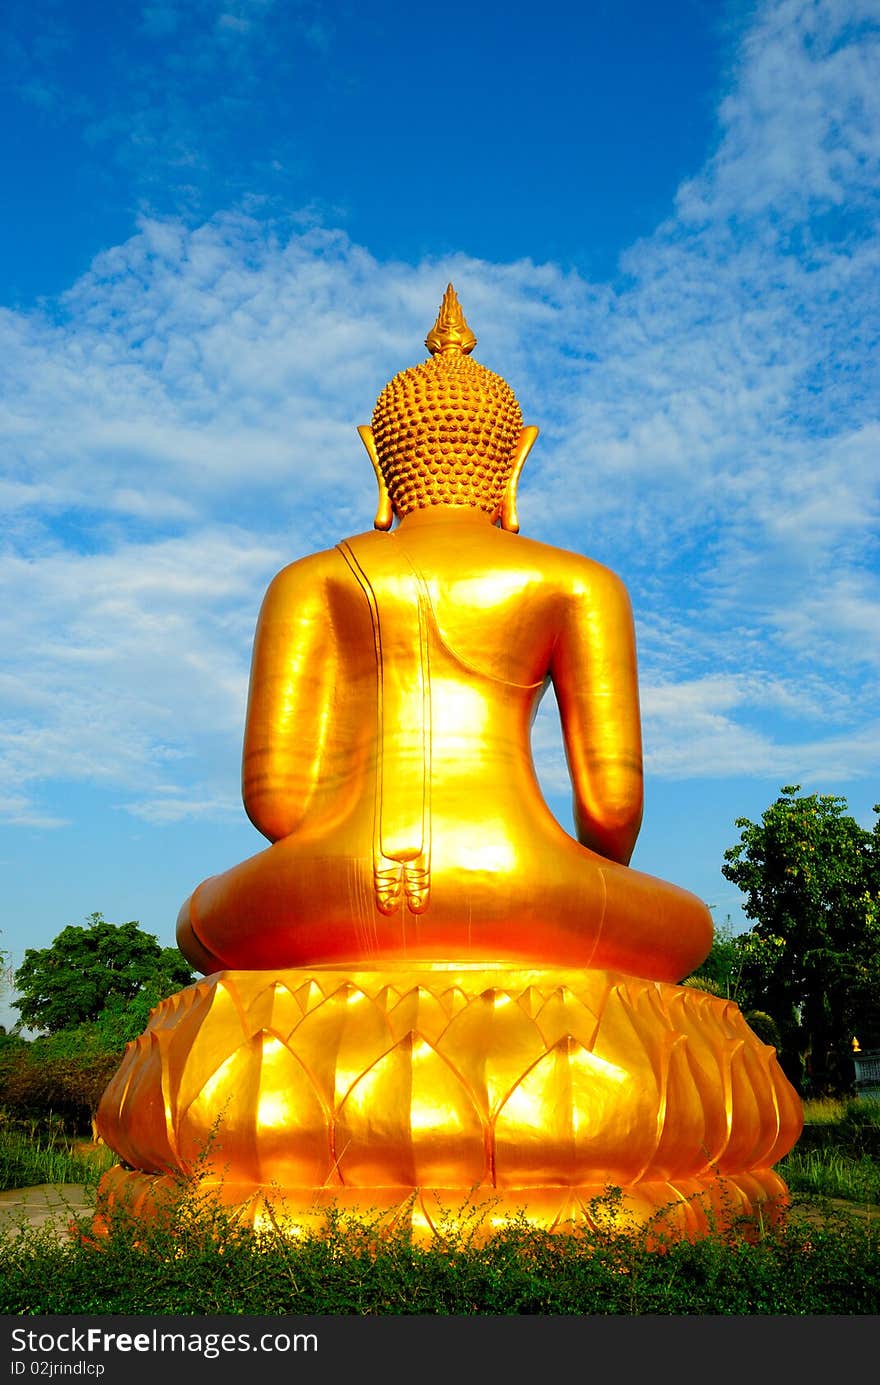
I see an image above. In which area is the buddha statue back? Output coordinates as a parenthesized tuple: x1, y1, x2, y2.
(176, 286, 713, 983)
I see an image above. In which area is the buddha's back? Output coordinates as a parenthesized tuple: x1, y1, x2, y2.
(177, 286, 712, 982)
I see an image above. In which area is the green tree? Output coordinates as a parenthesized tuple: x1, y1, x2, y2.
(721, 786, 880, 1094)
(12, 912, 195, 1037)
(682, 915, 742, 998)
(682, 919, 784, 1055)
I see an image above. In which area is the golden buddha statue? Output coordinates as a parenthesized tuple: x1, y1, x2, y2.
(176, 286, 711, 984)
(95, 287, 803, 1244)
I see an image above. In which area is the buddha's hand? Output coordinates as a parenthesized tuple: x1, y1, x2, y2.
(374, 865, 404, 914)
(404, 863, 430, 914)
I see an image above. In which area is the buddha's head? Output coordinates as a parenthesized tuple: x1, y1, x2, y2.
(359, 285, 538, 531)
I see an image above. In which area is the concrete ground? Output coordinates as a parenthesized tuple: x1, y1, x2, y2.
(0, 1183, 95, 1242)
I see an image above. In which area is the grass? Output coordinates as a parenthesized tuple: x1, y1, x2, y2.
(774, 1095, 880, 1211)
(801, 1096, 851, 1125)
(1, 1099, 878, 1315)
(778, 1148, 880, 1203)
(0, 1123, 116, 1192)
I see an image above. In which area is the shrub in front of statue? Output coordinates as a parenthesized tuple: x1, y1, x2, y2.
(1, 1178, 878, 1315)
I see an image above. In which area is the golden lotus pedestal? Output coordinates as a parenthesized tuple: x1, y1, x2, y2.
(94, 964, 803, 1245)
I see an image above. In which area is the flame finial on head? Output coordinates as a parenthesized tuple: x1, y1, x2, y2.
(425, 284, 477, 357)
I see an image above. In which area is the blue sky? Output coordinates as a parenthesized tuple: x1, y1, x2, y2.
(1, 0, 878, 1021)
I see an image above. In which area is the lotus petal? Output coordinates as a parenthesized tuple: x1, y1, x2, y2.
(590, 985, 660, 1108)
(336, 1032, 486, 1188)
(533, 984, 603, 1050)
(179, 1029, 330, 1185)
(288, 982, 393, 1110)
(292, 977, 332, 1015)
(766, 1056, 805, 1164)
(436, 987, 546, 1118)
(667, 989, 735, 1170)
(166, 977, 250, 1122)
(104, 1031, 178, 1174)
(494, 1036, 654, 1185)
(514, 985, 546, 1020)
(637, 1034, 707, 1180)
(244, 980, 305, 1042)
(436, 985, 469, 1020)
(386, 986, 452, 1044)
(717, 1042, 765, 1173)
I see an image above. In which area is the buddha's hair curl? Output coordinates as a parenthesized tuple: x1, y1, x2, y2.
(371, 352, 523, 517)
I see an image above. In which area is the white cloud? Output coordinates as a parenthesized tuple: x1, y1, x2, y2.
(640, 675, 880, 781)
(675, 0, 880, 225)
(0, 530, 283, 824)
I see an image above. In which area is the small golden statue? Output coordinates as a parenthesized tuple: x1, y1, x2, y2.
(96, 287, 802, 1242)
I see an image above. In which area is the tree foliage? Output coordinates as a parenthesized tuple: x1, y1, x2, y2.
(12, 912, 195, 1036)
(720, 786, 880, 1093)
(0, 1044, 122, 1135)
(682, 917, 742, 998)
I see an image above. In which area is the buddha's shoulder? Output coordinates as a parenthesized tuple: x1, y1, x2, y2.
(508, 531, 629, 597)
(259, 545, 351, 604)
(260, 533, 410, 600)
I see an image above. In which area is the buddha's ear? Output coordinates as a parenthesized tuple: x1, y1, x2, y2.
(358, 425, 394, 531)
(499, 426, 539, 533)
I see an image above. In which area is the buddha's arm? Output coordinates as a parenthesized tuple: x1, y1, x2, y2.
(550, 565, 644, 866)
(241, 557, 339, 842)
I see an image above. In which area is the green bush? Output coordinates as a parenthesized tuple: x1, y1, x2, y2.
(0, 1044, 122, 1136)
(1, 1188, 878, 1315)
(743, 1009, 783, 1051)
(2, 1076, 879, 1315)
